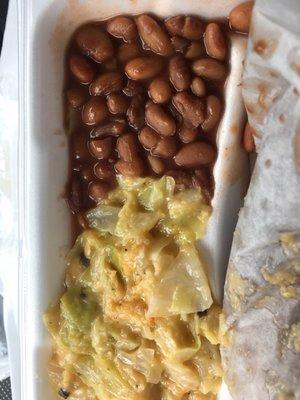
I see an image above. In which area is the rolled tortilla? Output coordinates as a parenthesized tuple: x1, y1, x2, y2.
(221, 1, 300, 398)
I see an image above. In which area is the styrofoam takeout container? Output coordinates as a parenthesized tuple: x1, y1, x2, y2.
(3, 0, 249, 398)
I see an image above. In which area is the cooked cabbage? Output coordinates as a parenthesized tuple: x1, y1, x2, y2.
(86, 205, 120, 234)
(86, 176, 211, 244)
(154, 316, 201, 362)
(148, 244, 212, 317)
(191, 338, 223, 395)
(116, 345, 163, 384)
(44, 176, 222, 399)
(138, 176, 175, 211)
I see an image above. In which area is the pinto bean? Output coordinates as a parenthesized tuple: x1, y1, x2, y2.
(190, 77, 206, 97)
(192, 58, 227, 80)
(76, 26, 114, 62)
(165, 16, 204, 40)
(103, 58, 118, 71)
(71, 132, 89, 161)
(89, 137, 113, 159)
(90, 72, 123, 96)
(67, 87, 87, 108)
(125, 57, 163, 80)
(69, 55, 95, 84)
(82, 97, 108, 125)
(138, 126, 160, 150)
(148, 78, 172, 104)
(107, 93, 129, 114)
(115, 158, 144, 177)
(80, 166, 94, 182)
(152, 137, 177, 158)
(123, 79, 143, 96)
(185, 41, 205, 59)
(88, 181, 110, 202)
(127, 95, 145, 130)
(91, 120, 126, 138)
(145, 101, 176, 136)
(117, 134, 140, 161)
(182, 17, 204, 39)
(202, 95, 222, 132)
(106, 16, 138, 42)
(171, 36, 189, 53)
(229, 1, 254, 33)
(173, 92, 205, 127)
(169, 55, 191, 91)
(117, 43, 141, 63)
(179, 124, 198, 143)
(204, 23, 226, 61)
(174, 141, 216, 167)
(136, 14, 173, 56)
(94, 161, 115, 179)
(148, 155, 165, 175)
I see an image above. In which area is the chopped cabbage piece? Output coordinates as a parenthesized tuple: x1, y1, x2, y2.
(160, 189, 211, 243)
(191, 339, 223, 395)
(197, 305, 222, 345)
(86, 205, 120, 234)
(114, 357, 148, 393)
(116, 193, 163, 239)
(148, 245, 212, 317)
(73, 355, 137, 400)
(138, 176, 175, 211)
(116, 345, 162, 384)
(43, 304, 60, 338)
(163, 359, 199, 394)
(60, 289, 98, 332)
(155, 317, 201, 362)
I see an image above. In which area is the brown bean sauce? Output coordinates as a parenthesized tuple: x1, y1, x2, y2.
(64, 14, 230, 238)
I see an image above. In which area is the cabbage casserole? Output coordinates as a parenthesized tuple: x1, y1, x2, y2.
(44, 176, 223, 399)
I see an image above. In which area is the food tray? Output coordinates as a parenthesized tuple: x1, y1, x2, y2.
(12, 0, 249, 398)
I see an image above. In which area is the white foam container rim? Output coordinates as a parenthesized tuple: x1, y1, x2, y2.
(1, 0, 250, 398)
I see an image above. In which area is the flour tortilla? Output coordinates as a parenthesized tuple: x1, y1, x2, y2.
(221, 0, 300, 398)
